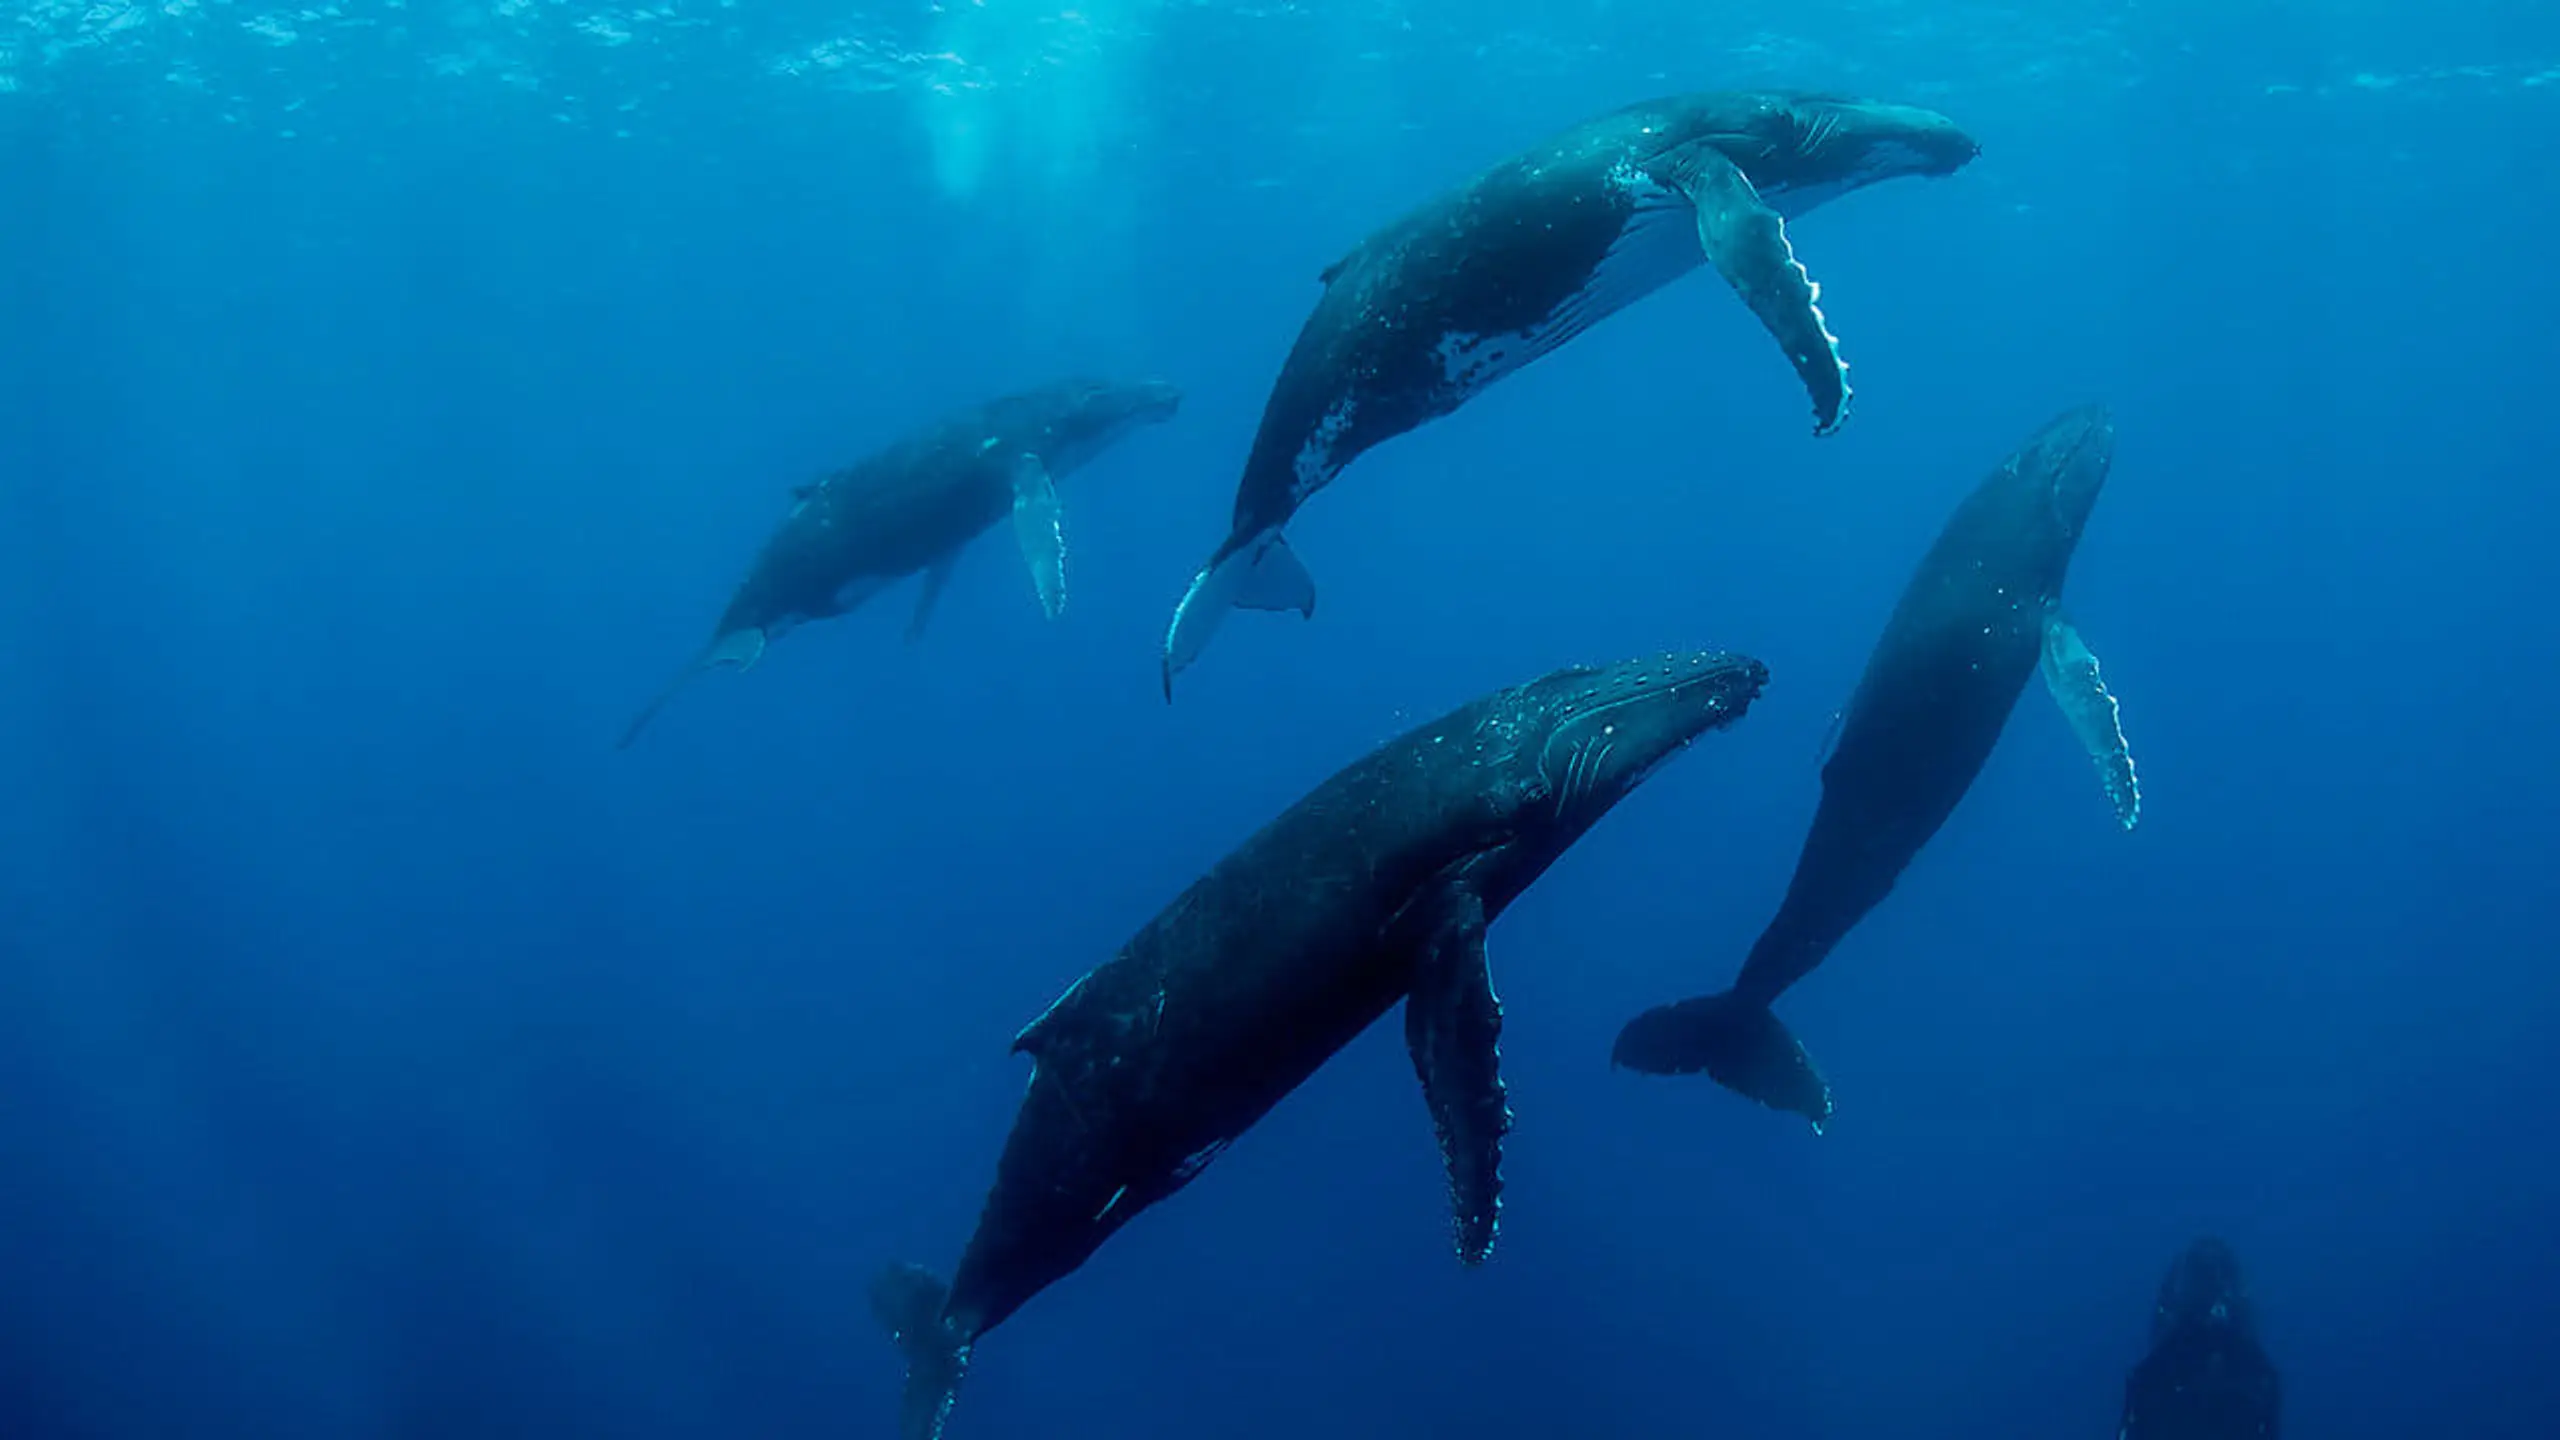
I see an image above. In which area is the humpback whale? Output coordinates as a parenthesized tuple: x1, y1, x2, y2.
(872, 650, 1769, 1439)
(1160, 90, 1979, 696)
(2121, 1237, 2281, 1440)
(1612, 405, 2140, 1125)
(617, 377, 1181, 748)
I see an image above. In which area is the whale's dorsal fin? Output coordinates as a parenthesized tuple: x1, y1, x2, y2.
(1011, 973, 1090, 1058)
(2040, 611, 2142, 831)
(1398, 879, 1508, 1268)
(1007, 453, 1068, 620)
(1651, 139, 1852, 437)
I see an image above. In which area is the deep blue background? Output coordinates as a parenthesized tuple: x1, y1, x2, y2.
(6, 3, 2558, 1436)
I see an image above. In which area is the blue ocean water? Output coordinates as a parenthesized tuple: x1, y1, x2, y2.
(6, 2, 2558, 1436)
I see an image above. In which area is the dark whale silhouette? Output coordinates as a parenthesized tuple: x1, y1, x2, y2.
(1161, 90, 1980, 695)
(2120, 1237, 2281, 1440)
(873, 650, 1770, 1439)
(1613, 405, 2140, 1125)
(618, 376, 1181, 747)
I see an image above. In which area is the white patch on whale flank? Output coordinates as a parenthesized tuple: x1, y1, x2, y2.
(1291, 395, 1356, 505)
(1427, 165, 1702, 406)
(1431, 328, 1528, 395)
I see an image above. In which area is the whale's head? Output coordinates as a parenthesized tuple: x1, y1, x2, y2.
(2014, 401, 2116, 542)
(1516, 651, 1769, 844)
(2152, 1236, 2256, 1344)
(1035, 376, 1184, 473)
(1702, 92, 1980, 215)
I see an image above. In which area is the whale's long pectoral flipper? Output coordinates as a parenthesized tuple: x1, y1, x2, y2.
(1652, 141, 1852, 436)
(870, 1263, 971, 1440)
(1399, 882, 1509, 1267)
(1007, 454, 1067, 619)
(907, 555, 958, 642)
(1160, 534, 1317, 700)
(2040, 612, 2141, 831)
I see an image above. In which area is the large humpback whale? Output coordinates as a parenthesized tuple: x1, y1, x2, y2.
(1613, 405, 2140, 1125)
(1160, 90, 1979, 696)
(2120, 1237, 2281, 1440)
(872, 650, 1769, 1439)
(617, 377, 1181, 748)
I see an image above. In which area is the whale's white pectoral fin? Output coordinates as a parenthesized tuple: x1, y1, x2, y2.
(1007, 454, 1067, 620)
(1399, 881, 1508, 1268)
(907, 555, 958, 643)
(2041, 612, 2141, 831)
(1653, 141, 1852, 436)
(1160, 534, 1316, 700)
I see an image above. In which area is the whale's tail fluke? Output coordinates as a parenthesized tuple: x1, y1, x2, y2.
(1611, 989, 1834, 1131)
(1160, 532, 1316, 700)
(614, 628, 767, 750)
(871, 1263, 971, 1440)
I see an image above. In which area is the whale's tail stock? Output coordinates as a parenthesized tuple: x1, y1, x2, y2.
(870, 1263, 971, 1440)
(614, 627, 767, 750)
